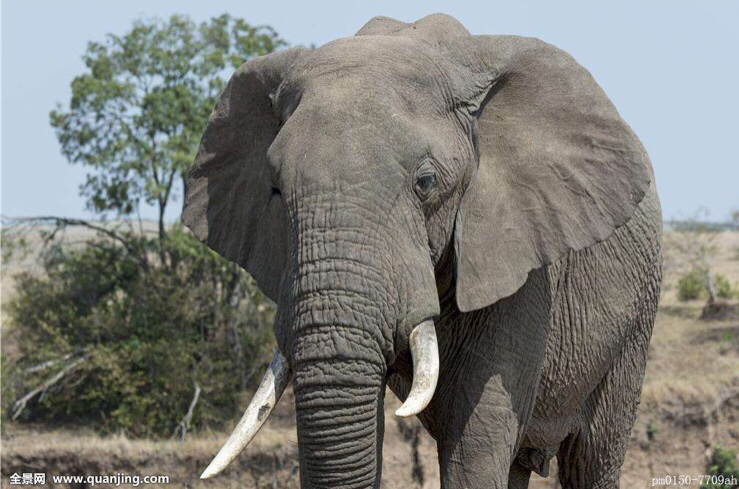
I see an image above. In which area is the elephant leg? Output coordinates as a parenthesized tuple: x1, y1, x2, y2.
(556, 310, 654, 489)
(508, 460, 532, 489)
(437, 379, 522, 488)
(436, 269, 552, 489)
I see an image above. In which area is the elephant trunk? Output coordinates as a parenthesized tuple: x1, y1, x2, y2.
(280, 198, 438, 488)
(287, 246, 391, 488)
(293, 354, 386, 489)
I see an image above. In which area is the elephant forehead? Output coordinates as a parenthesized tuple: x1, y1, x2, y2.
(267, 101, 423, 190)
(280, 36, 458, 113)
(266, 37, 467, 191)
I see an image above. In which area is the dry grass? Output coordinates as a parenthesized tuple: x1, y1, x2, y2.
(646, 229, 739, 418)
(641, 307, 739, 407)
(1, 390, 438, 489)
(2, 422, 294, 461)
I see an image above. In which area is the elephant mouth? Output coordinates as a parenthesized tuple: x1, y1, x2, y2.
(199, 319, 439, 480)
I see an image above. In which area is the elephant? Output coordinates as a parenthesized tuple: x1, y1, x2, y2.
(182, 13, 662, 489)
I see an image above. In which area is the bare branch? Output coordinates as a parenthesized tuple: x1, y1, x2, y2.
(5, 216, 130, 247)
(173, 380, 202, 441)
(2, 216, 150, 271)
(23, 352, 78, 374)
(12, 354, 91, 420)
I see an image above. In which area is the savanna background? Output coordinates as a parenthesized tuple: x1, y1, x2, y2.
(2, 2, 738, 488)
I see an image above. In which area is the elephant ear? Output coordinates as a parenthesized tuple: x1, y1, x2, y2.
(450, 36, 652, 312)
(183, 48, 305, 302)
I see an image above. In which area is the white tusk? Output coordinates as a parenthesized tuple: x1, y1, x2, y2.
(395, 320, 439, 418)
(200, 350, 291, 479)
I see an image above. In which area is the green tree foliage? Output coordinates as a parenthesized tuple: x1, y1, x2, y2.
(3, 223, 275, 437)
(701, 445, 739, 489)
(49, 14, 286, 240)
(3, 14, 287, 438)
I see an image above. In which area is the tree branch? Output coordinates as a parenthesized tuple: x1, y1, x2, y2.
(12, 353, 91, 420)
(7, 216, 130, 247)
(172, 380, 202, 441)
(24, 352, 78, 374)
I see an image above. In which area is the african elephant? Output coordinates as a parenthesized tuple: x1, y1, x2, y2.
(182, 13, 662, 489)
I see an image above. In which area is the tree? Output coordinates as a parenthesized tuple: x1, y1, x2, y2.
(50, 14, 286, 243)
(2, 14, 287, 437)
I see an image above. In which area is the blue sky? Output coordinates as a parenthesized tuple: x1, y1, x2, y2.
(2, 0, 738, 222)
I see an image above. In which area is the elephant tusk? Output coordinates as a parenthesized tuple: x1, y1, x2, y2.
(200, 350, 291, 479)
(395, 320, 439, 418)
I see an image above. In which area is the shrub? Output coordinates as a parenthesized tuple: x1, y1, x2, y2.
(2, 226, 275, 438)
(715, 275, 736, 299)
(677, 269, 736, 301)
(701, 445, 739, 488)
(677, 269, 707, 301)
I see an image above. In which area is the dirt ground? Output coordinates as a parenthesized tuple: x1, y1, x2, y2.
(2, 228, 738, 488)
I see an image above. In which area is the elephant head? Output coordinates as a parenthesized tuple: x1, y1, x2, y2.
(183, 13, 650, 488)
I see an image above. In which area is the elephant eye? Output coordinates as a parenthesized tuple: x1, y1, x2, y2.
(414, 162, 438, 201)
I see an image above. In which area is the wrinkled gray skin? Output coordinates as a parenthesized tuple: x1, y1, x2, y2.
(183, 14, 662, 489)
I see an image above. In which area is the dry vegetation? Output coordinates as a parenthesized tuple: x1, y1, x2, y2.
(2, 229, 738, 488)
(0, 389, 440, 489)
